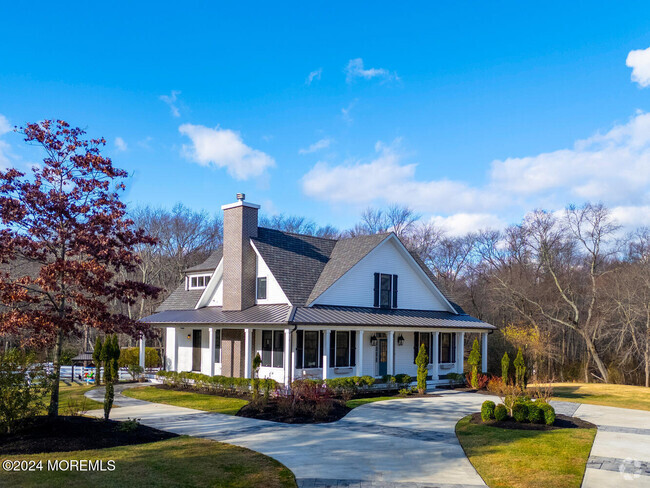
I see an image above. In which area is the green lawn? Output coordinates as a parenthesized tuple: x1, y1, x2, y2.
(37, 383, 104, 416)
(533, 382, 650, 411)
(0, 436, 296, 488)
(456, 416, 596, 488)
(345, 396, 397, 409)
(122, 386, 248, 415)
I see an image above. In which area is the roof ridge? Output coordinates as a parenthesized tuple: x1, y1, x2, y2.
(256, 226, 339, 241)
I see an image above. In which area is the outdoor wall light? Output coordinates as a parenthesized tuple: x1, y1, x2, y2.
(187, 334, 191, 340)
(397, 334, 405, 346)
(370, 334, 377, 346)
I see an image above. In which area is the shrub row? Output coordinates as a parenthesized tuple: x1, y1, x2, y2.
(156, 370, 278, 394)
(480, 399, 555, 426)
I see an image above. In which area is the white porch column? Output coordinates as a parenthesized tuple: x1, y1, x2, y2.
(356, 330, 364, 376)
(456, 332, 465, 374)
(323, 330, 330, 380)
(387, 331, 395, 376)
(481, 332, 488, 373)
(208, 327, 215, 376)
(139, 336, 146, 370)
(166, 327, 177, 371)
(432, 331, 439, 380)
(284, 328, 291, 385)
(244, 328, 251, 379)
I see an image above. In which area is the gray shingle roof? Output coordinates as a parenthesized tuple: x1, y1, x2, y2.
(185, 249, 223, 272)
(156, 283, 204, 312)
(306, 233, 391, 305)
(142, 304, 495, 330)
(251, 228, 337, 306)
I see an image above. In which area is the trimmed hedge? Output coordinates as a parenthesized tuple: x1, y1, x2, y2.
(526, 402, 544, 424)
(512, 402, 528, 423)
(538, 401, 556, 426)
(156, 370, 278, 394)
(481, 400, 496, 422)
(494, 403, 508, 421)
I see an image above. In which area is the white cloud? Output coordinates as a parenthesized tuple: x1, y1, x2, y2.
(160, 90, 181, 117)
(341, 99, 357, 124)
(627, 47, 650, 88)
(345, 58, 399, 83)
(302, 111, 650, 232)
(115, 137, 128, 151)
(430, 213, 506, 237)
(306, 68, 322, 85)
(0, 114, 11, 135)
(179, 123, 275, 180)
(610, 205, 650, 229)
(299, 138, 332, 155)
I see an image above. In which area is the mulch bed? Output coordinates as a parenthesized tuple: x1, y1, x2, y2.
(468, 412, 596, 430)
(0, 416, 178, 455)
(237, 399, 351, 424)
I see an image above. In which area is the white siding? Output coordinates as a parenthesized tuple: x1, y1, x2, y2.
(394, 332, 418, 377)
(176, 328, 193, 372)
(312, 238, 450, 311)
(207, 278, 223, 306)
(253, 247, 290, 305)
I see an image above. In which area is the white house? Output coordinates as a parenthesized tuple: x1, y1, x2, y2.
(140, 194, 495, 385)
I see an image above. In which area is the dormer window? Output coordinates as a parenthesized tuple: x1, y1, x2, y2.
(373, 273, 398, 308)
(188, 274, 210, 290)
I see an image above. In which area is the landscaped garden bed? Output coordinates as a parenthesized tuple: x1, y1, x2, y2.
(467, 411, 595, 431)
(0, 415, 177, 455)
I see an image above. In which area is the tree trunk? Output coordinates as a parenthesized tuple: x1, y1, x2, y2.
(645, 336, 649, 388)
(581, 332, 608, 383)
(48, 330, 64, 417)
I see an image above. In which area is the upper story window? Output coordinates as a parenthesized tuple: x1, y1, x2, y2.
(256, 277, 267, 300)
(187, 274, 211, 290)
(373, 273, 398, 309)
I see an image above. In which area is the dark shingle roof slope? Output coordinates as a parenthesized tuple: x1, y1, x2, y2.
(185, 249, 223, 273)
(156, 283, 204, 312)
(306, 233, 391, 305)
(251, 228, 337, 306)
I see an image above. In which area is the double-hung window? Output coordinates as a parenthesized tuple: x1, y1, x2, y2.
(413, 332, 432, 364)
(373, 273, 398, 308)
(256, 277, 267, 300)
(438, 332, 456, 364)
(328, 331, 356, 368)
(261, 330, 284, 368)
(295, 330, 323, 369)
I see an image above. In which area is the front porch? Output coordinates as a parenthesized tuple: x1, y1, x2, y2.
(146, 326, 490, 385)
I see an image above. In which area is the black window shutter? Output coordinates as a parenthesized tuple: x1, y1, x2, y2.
(319, 331, 324, 368)
(392, 275, 398, 308)
(373, 273, 380, 307)
(329, 331, 335, 368)
(296, 330, 303, 369)
(413, 332, 419, 363)
(451, 332, 456, 363)
(350, 331, 356, 367)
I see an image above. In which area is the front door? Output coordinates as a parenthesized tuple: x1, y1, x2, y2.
(192, 329, 202, 371)
(377, 337, 388, 376)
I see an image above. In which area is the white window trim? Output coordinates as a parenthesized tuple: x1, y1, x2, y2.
(300, 330, 321, 369)
(187, 274, 212, 290)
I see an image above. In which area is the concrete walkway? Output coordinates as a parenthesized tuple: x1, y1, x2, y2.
(86, 386, 650, 488)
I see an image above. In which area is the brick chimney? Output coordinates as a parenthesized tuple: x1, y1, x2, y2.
(221, 193, 259, 311)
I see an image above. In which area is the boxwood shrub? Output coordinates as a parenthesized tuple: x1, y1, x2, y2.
(512, 402, 529, 423)
(481, 400, 496, 422)
(538, 401, 556, 425)
(526, 402, 544, 424)
(494, 403, 508, 421)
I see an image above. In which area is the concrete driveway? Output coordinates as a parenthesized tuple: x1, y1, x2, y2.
(86, 386, 650, 488)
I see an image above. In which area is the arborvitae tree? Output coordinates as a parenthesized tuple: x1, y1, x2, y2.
(468, 339, 481, 388)
(252, 353, 262, 400)
(102, 335, 121, 420)
(92, 336, 103, 385)
(501, 352, 510, 385)
(514, 348, 526, 387)
(415, 343, 429, 394)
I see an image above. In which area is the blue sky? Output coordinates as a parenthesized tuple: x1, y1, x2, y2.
(1, 2, 650, 234)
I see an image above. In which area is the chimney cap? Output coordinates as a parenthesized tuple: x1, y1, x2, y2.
(236, 193, 245, 201)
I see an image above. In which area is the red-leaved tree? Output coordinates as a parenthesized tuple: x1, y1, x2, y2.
(0, 120, 161, 416)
